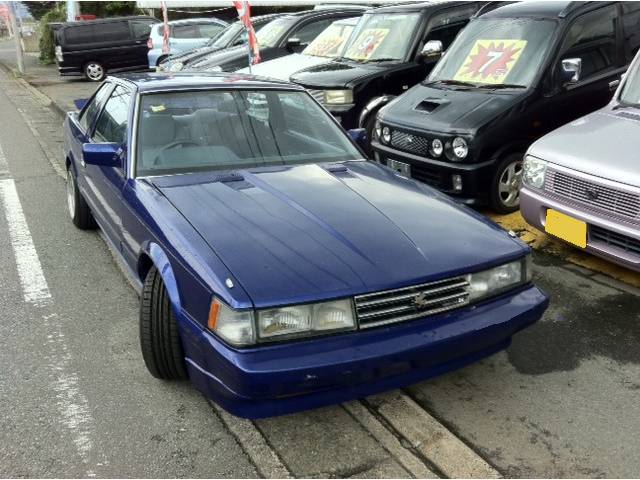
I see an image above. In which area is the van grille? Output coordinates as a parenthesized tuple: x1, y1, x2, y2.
(590, 226, 640, 257)
(545, 170, 640, 220)
(390, 130, 431, 157)
(354, 277, 470, 329)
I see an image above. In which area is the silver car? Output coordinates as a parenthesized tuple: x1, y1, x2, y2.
(520, 50, 640, 272)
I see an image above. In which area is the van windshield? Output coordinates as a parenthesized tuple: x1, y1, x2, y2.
(428, 18, 557, 88)
(341, 12, 421, 62)
(620, 61, 640, 106)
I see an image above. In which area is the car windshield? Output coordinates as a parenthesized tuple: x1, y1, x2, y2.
(341, 12, 421, 62)
(208, 22, 242, 47)
(256, 17, 294, 48)
(136, 90, 362, 176)
(428, 18, 558, 88)
(620, 60, 640, 106)
(302, 20, 357, 58)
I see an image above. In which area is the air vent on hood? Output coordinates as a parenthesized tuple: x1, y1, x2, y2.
(616, 110, 640, 122)
(415, 99, 444, 114)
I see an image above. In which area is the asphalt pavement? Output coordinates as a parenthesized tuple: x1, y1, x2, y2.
(0, 43, 639, 478)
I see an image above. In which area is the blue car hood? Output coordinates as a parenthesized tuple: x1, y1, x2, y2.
(152, 161, 524, 308)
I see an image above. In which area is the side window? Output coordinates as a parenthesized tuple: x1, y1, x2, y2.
(131, 20, 153, 39)
(93, 85, 132, 145)
(100, 21, 131, 42)
(425, 6, 478, 51)
(65, 25, 95, 44)
(291, 19, 332, 45)
(622, 3, 640, 61)
(560, 6, 618, 80)
(79, 83, 113, 132)
(198, 23, 225, 39)
(173, 24, 199, 39)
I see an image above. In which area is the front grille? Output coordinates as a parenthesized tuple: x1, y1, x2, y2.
(590, 226, 640, 257)
(390, 130, 431, 157)
(306, 89, 325, 105)
(354, 277, 470, 329)
(545, 170, 640, 220)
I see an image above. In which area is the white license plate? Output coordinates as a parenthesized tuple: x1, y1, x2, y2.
(388, 159, 411, 177)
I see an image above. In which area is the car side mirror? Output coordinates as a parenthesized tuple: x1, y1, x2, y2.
(82, 143, 121, 167)
(348, 128, 368, 151)
(561, 58, 581, 85)
(286, 37, 301, 51)
(421, 40, 443, 60)
(74, 98, 88, 110)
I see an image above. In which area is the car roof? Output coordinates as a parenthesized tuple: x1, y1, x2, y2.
(282, 6, 367, 18)
(160, 18, 226, 26)
(111, 72, 305, 92)
(366, 0, 465, 14)
(480, 1, 616, 19)
(60, 15, 155, 27)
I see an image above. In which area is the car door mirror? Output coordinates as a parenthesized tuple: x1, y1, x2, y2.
(82, 142, 121, 167)
(421, 40, 443, 60)
(286, 37, 302, 51)
(561, 58, 582, 85)
(348, 128, 368, 151)
(74, 98, 89, 110)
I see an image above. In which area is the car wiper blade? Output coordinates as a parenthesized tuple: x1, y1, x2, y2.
(424, 79, 479, 88)
(483, 83, 526, 89)
(366, 58, 400, 63)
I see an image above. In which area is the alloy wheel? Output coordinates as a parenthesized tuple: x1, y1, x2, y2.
(86, 63, 104, 81)
(498, 160, 523, 209)
(66, 168, 76, 219)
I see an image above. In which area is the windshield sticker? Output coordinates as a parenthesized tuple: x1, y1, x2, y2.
(453, 39, 527, 84)
(304, 26, 353, 57)
(344, 28, 390, 60)
(150, 105, 166, 113)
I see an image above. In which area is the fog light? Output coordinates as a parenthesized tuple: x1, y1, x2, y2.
(452, 174, 463, 191)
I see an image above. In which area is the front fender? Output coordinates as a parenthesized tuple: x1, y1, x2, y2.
(145, 242, 182, 313)
(358, 95, 396, 128)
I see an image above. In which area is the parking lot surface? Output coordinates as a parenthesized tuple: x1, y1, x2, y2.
(0, 43, 639, 478)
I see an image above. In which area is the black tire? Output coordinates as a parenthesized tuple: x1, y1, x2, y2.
(361, 114, 377, 158)
(489, 153, 524, 214)
(83, 61, 105, 82)
(66, 165, 96, 230)
(140, 266, 188, 380)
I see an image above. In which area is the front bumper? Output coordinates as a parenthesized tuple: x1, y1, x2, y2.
(179, 285, 548, 419)
(521, 186, 640, 272)
(371, 141, 495, 205)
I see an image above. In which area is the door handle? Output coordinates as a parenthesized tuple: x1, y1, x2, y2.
(609, 79, 620, 91)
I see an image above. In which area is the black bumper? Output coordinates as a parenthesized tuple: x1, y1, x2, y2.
(371, 141, 495, 205)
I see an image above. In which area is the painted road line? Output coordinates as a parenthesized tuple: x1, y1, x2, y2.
(343, 400, 439, 478)
(210, 401, 292, 478)
(367, 392, 502, 479)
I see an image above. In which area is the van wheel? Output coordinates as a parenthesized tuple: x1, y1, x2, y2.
(66, 165, 96, 230)
(362, 115, 376, 158)
(490, 153, 524, 214)
(84, 61, 105, 82)
(140, 266, 188, 380)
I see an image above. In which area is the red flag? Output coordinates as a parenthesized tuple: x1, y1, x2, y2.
(233, 1, 260, 65)
(161, 1, 170, 55)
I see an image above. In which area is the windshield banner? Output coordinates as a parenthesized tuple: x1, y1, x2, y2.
(344, 28, 389, 60)
(304, 25, 353, 57)
(453, 39, 527, 84)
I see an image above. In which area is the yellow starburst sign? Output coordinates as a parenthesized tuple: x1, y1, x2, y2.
(453, 39, 527, 84)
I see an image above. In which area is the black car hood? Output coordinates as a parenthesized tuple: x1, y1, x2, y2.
(379, 83, 525, 134)
(291, 60, 390, 88)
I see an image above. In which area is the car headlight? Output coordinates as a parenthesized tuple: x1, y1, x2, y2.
(374, 120, 382, 140)
(169, 61, 183, 72)
(466, 257, 529, 302)
(452, 137, 468, 160)
(258, 299, 355, 341)
(431, 138, 443, 157)
(522, 155, 548, 189)
(382, 126, 391, 144)
(208, 299, 255, 346)
(324, 89, 353, 105)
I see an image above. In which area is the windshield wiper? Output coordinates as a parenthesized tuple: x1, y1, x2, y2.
(423, 79, 478, 88)
(483, 83, 526, 90)
(366, 58, 400, 63)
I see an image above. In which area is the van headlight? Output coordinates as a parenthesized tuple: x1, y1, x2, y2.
(374, 120, 382, 140)
(324, 89, 353, 105)
(452, 137, 468, 159)
(466, 256, 530, 302)
(522, 156, 548, 189)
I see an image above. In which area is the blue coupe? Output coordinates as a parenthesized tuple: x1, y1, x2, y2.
(64, 73, 548, 418)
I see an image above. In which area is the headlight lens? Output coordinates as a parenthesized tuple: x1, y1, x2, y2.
(522, 155, 548, 189)
(382, 126, 391, 144)
(466, 257, 529, 302)
(431, 138, 443, 157)
(324, 89, 353, 105)
(452, 137, 468, 159)
(374, 120, 382, 140)
(208, 299, 255, 346)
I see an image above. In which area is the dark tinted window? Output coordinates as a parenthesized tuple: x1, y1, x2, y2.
(173, 24, 199, 39)
(291, 19, 332, 44)
(79, 83, 112, 132)
(65, 25, 94, 44)
(93, 85, 132, 145)
(561, 6, 618, 80)
(426, 5, 478, 50)
(131, 20, 153, 39)
(100, 21, 131, 42)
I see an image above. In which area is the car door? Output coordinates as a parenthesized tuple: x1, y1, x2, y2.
(548, 4, 625, 128)
(86, 84, 133, 247)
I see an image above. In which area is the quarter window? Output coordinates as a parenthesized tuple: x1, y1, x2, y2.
(560, 6, 618, 80)
(93, 86, 132, 145)
(79, 83, 113, 132)
(131, 20, 153, 39)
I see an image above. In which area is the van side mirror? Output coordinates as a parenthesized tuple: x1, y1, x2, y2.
(82, 143, 121, 167)
(561, 58, 582, 85)
(286, 37, 302, 51)
(348, 128, 368, 151)
(421, 40, 443, 60)
(74, 98, 88, 110)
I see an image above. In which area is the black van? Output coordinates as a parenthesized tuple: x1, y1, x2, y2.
(372, 1, 640, 212)
(290, 1, 482, 144)
(55, 16, 157, 82)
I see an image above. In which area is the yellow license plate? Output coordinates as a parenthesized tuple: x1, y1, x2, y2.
(545, 209, 587, 248)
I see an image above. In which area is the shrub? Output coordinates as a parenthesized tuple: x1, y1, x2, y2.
(38, 6, 66, 64)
